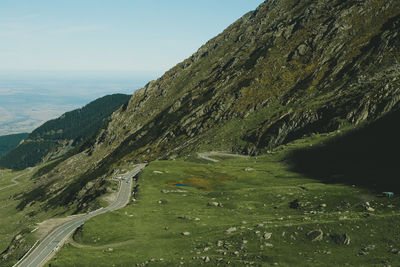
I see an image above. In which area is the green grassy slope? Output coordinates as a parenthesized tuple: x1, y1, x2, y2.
(0, 94, 130, 170)
(0, 168, 64, 265)
(48, 133, 400, 266)
(0, 162, 121, 267)
(0, 133, 29, 158)
(22, 0, 400, 214)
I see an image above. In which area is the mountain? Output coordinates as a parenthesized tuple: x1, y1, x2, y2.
(17, 0, 400, 212)
(1, 1, 400, 266)
(0, 133, 29, 159)
(0, 94, 130, 170)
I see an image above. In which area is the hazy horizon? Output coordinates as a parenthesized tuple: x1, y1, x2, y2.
(0, 70, 158, 136)
(0, 0, 263, 135)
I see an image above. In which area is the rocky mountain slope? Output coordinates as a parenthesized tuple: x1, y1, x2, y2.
(0, 94, 130, 170)
(18, 0, 400, 213)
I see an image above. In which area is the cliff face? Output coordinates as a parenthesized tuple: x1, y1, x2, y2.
(100, 0, 400, 158)
(21, 0, 400, 211)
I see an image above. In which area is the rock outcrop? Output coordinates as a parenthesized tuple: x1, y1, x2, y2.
(19, 0, 400, 212)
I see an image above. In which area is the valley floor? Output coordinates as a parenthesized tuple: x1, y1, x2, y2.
(45, 134, 400, 266)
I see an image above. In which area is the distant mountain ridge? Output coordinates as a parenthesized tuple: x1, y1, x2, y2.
(0, 94, 130, 170)
(0, 133, 29, 159)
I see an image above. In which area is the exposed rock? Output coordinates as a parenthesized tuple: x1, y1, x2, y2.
(296, 44, 309, 56)
(263, 232, 272, 240)
(390, 248, 400, 254)
(359, 251, 369, 256)
(359, 245, 375, 256)
(16, 0, 400, 234)
(161, 189, 187, 194)
(366, 207, 375, 212)
(208, 202, 223, 207)
(330, 233, 351, 245)
(307, 230, 323, 242)
(225, 227, 237, 235)
(181, 232, 191, 236)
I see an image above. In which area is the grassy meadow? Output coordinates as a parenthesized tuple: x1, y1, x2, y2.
(0, 168, 42, 265)
(47, 133, 400, 266)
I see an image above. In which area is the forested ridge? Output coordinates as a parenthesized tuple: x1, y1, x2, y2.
(0, 133, 29, 158)
(0, 94, 130, 170)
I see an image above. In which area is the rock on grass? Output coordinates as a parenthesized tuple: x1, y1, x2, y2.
(306, 230, 323, 242)
(225, 227, 237, 235)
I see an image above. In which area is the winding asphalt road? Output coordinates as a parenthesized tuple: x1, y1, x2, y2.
(0, 168, 34, 192)
(17, 164, 146, 267)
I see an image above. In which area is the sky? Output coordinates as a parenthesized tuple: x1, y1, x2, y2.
(0, 0, 264, 73)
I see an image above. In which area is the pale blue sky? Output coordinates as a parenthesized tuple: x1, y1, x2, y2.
(0, 0, 264, 73)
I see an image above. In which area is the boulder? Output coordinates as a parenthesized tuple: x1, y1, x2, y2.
(390, 248, 400, 254)
(297, 44, 309, 56)
(361, 244, 376, 252)
(330, 233, 350, 245)
(263, 232, 272, 240)
(307, 230, 323, 241)
(225, 227, 237, 235)
(208, 202, 223, 207)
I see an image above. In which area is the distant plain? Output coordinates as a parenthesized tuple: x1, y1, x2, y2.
(0, 71, 157, 135)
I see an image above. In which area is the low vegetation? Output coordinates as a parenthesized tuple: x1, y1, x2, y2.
(47, 133, 400, 266)
(1, 1, 399, 266)
(0, 168, 58, 265)
(0, 164, 121, 267)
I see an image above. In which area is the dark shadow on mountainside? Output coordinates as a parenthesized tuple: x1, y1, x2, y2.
(287, 109, 400, 192)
